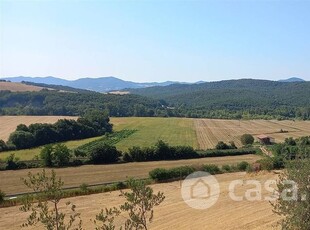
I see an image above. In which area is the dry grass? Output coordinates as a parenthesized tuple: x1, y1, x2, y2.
(0, 116, 78, 141)
(0, 154, 261, 195)
(0, 82, 45, 92)
(194, 119, 310, 149)
(0, 171, 281, 230)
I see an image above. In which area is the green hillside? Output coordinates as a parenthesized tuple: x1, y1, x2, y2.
(129, 79, 310, 119)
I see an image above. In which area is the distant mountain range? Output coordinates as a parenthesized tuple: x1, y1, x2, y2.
(0, 76, 306, 92)
(0, 76, 198, 92)
(278, 77, 305, 82)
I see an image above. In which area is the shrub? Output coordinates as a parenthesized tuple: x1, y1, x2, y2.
(127, 146, 148, 162)
(154, 140, 172, 160)
(79, 183, 89, 192)
(70, 159, 83, 167)
(173, 146, 199, 159)
(240, 134, 254, 146)
(0, 139, 8, 152)
(169, 166, 195, 178)
(222, 164, 232, 172)
(8, 131, 35, 149)
(74, 149, 87, 157)
(149, 168, 170, 181)
(272, 156, 284, 169)
(123, 152, 133, 162)
(89, 143, 120, 164)
(40, 145, 54, 167)
(0, 189, 5, 203)
(53, 144, 71, 167)
(246, 164, 254, 173)
(115, 181, 127, 190)
(215, 141, 231, 150)
(202, 164, 221, 174)
(237, 161, 250, 171)
(40, 144, 71, 167)
(257, 158, 274, 171)
(5, 153, 19, 170)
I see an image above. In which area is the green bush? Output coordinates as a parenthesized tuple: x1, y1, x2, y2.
(53, 144, 71, 167)
(149, 168, 170, 181)
(0, 139, 8, 152)
(8, 131, 35, 149)
(0, 190, 5, 203)
(222, 164, 232, 172)
(215, 141, 231, 150)
(246, 164, 254, 173)
(5, 154, 19, 170)
(79, 183, 89, 192)
(124, 141, 199, 162)
(40, 144, 71, 167)
(240, 134, 254, 146)
(257, 158, 274, 171)
(169, 166, 195, 178)
(237, 161, 250, 171)
(202, 164, 222, 174)
(149, 166, 195, 182)
(89, 143, 120, 164)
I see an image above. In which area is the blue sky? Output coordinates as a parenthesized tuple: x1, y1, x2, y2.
(0, 0, 309, 82)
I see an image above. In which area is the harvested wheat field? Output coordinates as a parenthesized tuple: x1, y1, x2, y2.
(0, 82, 45, 92)
(0, 154, 261, 195)
(0, 116, 78, 141)
(194, 118, 310, 149)
(0, 171, 281, 230)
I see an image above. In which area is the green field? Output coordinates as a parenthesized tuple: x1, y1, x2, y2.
(111, 117, 198, 151)
(0, 117, 198, 161)
(0, 136, 103, 161)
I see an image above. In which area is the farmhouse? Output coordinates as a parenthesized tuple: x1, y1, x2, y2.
(257, 134, 274, 145)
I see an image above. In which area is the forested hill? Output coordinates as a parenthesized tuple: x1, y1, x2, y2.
(0, 90, 167, 117)
(129, 79, 310, 119)
(1, 79, 310, 119)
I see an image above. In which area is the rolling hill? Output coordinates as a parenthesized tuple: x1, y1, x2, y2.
(1, 76, 192, 92)
(129, 79, 310, 119)
(0, 81, 47, 92)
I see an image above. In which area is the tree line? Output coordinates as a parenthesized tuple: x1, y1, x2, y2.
(1, 111, 112, 151)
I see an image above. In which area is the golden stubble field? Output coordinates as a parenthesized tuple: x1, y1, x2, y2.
(1, 116, 309, 149)
(0, 82, 45, 92)
(0, 154, 260, 195)
(0, 171, 281, 230)
(194, 118, 310, 149)
(0, 116, 78, 141)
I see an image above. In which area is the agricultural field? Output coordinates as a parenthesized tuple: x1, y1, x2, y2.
(194, 119, 310, 149)
(0, 171, 280, 229)
(0, 116, 78, 141)
(0, 81, 45, 92)
(1, 116, 309, 161)
(110, 117, 198, 151)
(0, 154, 260, 195)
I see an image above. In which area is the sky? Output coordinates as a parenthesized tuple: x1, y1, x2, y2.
(0, 0, 309, 82)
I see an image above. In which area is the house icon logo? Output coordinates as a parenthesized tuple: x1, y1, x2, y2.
(190, 178, 210, 199)
(181, 171, 220, 210)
